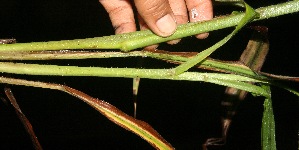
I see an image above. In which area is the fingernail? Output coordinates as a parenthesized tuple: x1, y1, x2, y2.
(144, 44, 159, 51)
(196, 33, 209, 39)
(167, 39, 181, 45)
(156, 14, 176, 37)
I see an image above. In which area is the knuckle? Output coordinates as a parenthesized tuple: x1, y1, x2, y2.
(107, 5, 131, 15)
(141, 0, 169, 18)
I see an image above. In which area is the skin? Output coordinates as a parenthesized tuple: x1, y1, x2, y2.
(99, 0, 213, 46)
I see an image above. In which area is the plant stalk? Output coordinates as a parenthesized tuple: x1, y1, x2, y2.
(0, 1, 298, 52)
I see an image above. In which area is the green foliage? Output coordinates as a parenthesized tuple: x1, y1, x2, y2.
(0, 1, 298, 150)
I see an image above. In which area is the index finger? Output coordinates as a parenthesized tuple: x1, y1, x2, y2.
(99, 0, 137, 34)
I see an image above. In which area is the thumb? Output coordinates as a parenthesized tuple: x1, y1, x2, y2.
(134, 0, 177, 37)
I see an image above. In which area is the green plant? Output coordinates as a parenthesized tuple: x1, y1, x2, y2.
(0, 1, 298, 149)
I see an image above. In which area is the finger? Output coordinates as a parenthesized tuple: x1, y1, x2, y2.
(137, 15, 159, 50)
(166, 0, 188, 44)
(138, 14, 149, 31)
(168, 0, 188, 26)
(134, 0, 177, 37)
(99, 0, 136, 34)
(138, 0, 187, 44)
(186, 0, 213, 39)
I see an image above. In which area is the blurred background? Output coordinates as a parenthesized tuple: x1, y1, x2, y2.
(0, 0, 298, 149)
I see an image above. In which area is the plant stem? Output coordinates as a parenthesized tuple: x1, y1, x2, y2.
(0, 50, 272, 81)
(0, 62, 257, 82)
(0, 62, 269, 96)
(0, 1, 298, 52)
(0, 49, 285, 81)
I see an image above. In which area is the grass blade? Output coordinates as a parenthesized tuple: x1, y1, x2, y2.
(0, 77, 174, 150)
(172, 1, 259, 75)
(261, 85, 276, 150)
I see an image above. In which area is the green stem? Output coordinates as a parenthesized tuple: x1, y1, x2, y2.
(0, 62, 258, 81)
(2, 50, 298, 96)
(0, 62, 269, 96)
(0, 50, 273, 81)
(0, 1, 298, 52)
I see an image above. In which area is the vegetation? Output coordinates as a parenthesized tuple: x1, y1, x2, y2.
(0, 0, 298, 149)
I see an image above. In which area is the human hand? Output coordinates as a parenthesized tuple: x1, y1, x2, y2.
(100, 0, 213, 44)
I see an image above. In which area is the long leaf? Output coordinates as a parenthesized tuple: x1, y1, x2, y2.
(261, 85, 276, 150)
(172, 1, 259, 75)
(0, 77, 174, 150)
(204, 26, 271, 149)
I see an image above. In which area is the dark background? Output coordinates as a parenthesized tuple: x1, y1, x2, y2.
(0, 0, 298, 149)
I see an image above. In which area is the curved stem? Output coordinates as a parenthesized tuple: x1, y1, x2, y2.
(0, 1, 298, 52)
